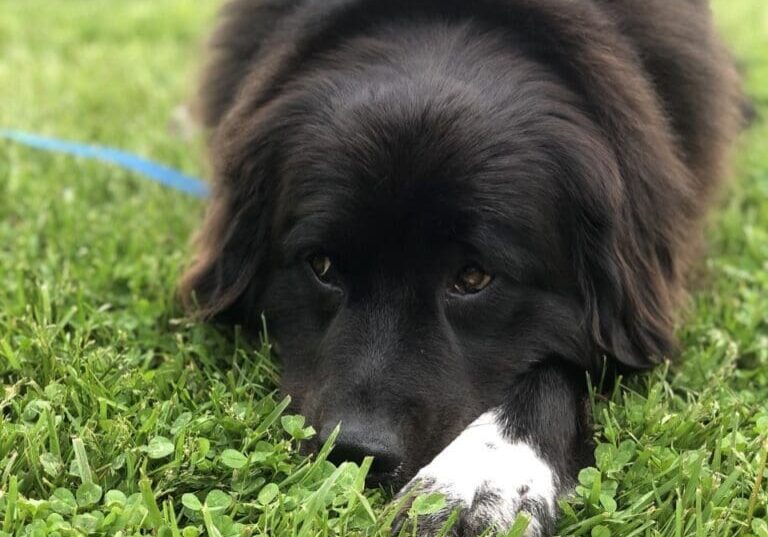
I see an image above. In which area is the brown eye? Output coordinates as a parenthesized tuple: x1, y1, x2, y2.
(453, 265, 493, 295)
(308, 254, 333, 282)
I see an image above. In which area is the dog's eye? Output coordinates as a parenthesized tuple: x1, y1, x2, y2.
(308, 254, 333, 282)
(452, 265, 493, 295)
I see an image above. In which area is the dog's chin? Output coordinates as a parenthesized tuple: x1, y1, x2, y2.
(365, 463, 409, 493)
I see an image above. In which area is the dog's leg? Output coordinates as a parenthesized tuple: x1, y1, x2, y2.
(396, 363, 590, 537)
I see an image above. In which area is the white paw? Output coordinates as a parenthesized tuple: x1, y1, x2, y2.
(397, 411, 558, 536)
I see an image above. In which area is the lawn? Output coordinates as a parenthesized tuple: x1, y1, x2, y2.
(1, 1, 767, 536)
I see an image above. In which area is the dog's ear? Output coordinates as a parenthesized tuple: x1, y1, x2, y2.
(570, 166, 689, 371)
(562, 136, 686, 371)
(180, 116, 280, 322)
(582, 239, 680, 370)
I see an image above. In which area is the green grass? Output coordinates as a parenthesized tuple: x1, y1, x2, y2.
(0, 1, 766, 535)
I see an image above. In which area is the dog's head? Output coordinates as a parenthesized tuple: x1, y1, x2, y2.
(182, 24, 684, 486)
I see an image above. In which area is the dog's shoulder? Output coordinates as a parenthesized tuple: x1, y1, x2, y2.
(201, 0, 739, 140)
(591, 0, 742, 177)
(197, 0, 303, 128)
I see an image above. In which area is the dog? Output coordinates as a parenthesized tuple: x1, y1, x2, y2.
(181, 0, 743, 534)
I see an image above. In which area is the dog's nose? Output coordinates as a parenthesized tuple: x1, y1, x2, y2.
(318, 421, 404, 485)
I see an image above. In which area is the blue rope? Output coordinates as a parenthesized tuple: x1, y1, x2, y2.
(0, 129, 210, 198)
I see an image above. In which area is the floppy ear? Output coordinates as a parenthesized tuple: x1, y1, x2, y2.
(583, 238, 680, 370)
(180, 119, 279, 321)
(568, 144, 692, 370)
(561, 135, 685, 371)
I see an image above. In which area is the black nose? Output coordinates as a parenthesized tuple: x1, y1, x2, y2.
(318, 420, 404, 486)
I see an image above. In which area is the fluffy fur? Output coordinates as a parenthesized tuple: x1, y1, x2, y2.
(181, 1, 742, 534)
(397, 410, 557, 535)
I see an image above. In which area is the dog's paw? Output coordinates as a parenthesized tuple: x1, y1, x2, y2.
(394, 412, 558, 537)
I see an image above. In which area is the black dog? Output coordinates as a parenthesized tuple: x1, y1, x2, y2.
(181, 0, 742, 534)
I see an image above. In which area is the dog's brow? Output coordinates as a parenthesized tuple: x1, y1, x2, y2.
(461, 226, 550, 284)
(281, 220, 329, 259)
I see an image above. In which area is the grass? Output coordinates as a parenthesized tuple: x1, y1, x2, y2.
(0, 1, 766, 535)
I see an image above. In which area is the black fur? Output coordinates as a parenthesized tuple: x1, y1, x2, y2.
(182, 1, 742, 534)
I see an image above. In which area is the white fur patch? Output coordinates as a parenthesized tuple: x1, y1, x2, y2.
(401, 410, 557, 536)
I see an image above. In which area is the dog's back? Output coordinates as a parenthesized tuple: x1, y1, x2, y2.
(199, 0, 742, 188)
